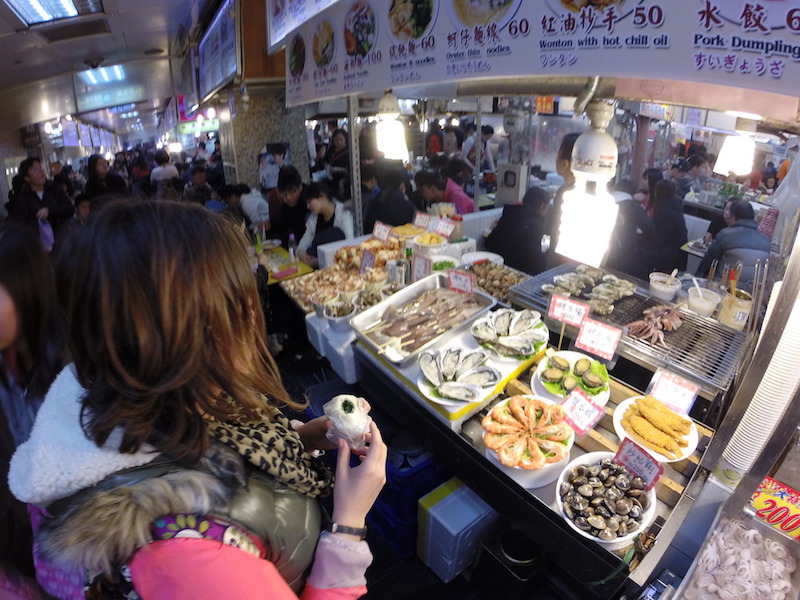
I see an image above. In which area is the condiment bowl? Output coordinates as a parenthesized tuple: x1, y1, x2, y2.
(649, 272, 681, 302)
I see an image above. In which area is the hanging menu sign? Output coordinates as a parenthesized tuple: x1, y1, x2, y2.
(286, 0, 800, 106)
(269, 0, 343, 52)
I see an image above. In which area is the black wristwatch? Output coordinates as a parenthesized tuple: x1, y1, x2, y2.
(326, 522, 368, 540)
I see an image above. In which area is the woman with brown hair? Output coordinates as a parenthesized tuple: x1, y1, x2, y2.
(10, 200, 386, 599)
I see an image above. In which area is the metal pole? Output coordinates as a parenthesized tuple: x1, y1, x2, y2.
(348, 94, 363, 236)
(473, 97, 482, 212)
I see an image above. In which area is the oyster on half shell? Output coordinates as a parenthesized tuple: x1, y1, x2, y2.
(437, 381, 482, 403)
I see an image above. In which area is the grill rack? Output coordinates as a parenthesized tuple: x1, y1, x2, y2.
(508, 264, 746, 397)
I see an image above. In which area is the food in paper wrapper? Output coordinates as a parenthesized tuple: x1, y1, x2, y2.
(323, 394, 371, 450)
(683, 517, 797, 600)
(482, 395, 573, 470)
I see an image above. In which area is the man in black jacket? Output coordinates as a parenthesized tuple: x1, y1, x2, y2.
(7, 157, 73, 234)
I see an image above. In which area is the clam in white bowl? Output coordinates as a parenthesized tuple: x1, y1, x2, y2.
(556, 451, 656, 551)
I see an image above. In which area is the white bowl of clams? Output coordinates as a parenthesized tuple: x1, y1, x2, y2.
(481, 395, 575, 488)
(556, 452, 656, 551)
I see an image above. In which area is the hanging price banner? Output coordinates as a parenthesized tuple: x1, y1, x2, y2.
(752, 477, 800, 541)
(434, 218, 456, 238)
(647, 368, 699, 415)
(413, 211, 431, 229)
(562, 388, 605, 437)
(412, 255, 431, 282)
(447, 269, 474, 295)
(614, 438, 664, 492)
(575, 318, 623, 361)
(360, 250, 376, 274)
(548, 294, 590, 328)
(372, 221, 391, 241)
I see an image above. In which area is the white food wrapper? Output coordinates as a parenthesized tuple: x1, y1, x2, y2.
(323, 394, 372, 450)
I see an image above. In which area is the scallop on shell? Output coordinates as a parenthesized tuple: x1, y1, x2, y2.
(419, 351, 443, 387)
(456, 365, 501, 387)
(437, 381, 482, 403)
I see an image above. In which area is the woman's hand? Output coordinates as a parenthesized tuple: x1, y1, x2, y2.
(331, 421, 387, 538)
(294, 416, 338, 452)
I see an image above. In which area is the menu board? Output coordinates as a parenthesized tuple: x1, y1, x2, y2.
(269, 0, 343, 51)
(62, 119, 79, 147)
(286, 0, 800, 106)
(79, 123, 92, 147)
(199, 0, 239, 101)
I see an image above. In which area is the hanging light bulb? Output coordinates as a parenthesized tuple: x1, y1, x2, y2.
(555, 100, 619, 268)
(376, 89, 409, 162)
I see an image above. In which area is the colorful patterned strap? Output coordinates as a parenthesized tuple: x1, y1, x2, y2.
(150, 513, 267, 559)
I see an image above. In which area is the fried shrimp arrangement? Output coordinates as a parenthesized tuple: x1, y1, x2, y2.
(621, 396, 692, 460)
(482, 396, 573, 470)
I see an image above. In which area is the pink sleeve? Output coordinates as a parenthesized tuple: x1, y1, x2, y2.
(129, 534, 371, 600)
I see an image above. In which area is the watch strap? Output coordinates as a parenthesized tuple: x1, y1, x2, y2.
(327, 522, 368, 540)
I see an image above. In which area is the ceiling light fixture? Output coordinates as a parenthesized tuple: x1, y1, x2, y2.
(4, 0, 100, 26)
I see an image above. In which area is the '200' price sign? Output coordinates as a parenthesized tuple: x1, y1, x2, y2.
(614, 437, 664, 492)
(752, 477, 800, 540)
(548, 294, 590, 328)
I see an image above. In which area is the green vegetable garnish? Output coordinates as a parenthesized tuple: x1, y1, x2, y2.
(433, 260, 456, 270)
(342, 399, 355, 414)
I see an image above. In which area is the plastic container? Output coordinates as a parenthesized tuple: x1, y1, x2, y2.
(718, 290, 753, 331)
(310, 290, 339, 318)
(412, 233, 448, 258)
(417, 478, 498, 583)
(368, 500, 417, 559)
(324, 301, 355, 333)
(377, 449, 450, 523)
(687, 287, 722, 317)
(649, 272, 682, 302)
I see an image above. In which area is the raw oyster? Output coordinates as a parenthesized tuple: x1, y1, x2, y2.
(471, 318, 497, 343)
(440, 347, 462, 380)
(437, 382, 482, 403)
(517, 327, 549, 344)
(419, 351, 443, 387)
(455, 349, 489, 379)
(491, 308, 516, 337)
(495, 335, 536, 356)
(590, 299, 614, 316)
(541, 283, 572, 297)
(457, 365, 502, 387)
(509, 309, 542, 336)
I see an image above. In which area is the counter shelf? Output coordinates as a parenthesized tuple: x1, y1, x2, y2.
(355, 342, 714, 599)
(508, 264, 747, 427)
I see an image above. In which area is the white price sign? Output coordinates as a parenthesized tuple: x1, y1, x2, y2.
(614, 437, 664, 492)
(447, 269, 474, 295)
(412, 255, 431, 282)
(434, 218, 455, 238)
(562, 388, 605, 437)
(548, 294, 590, 328)
(575, 318, 623, 361)
(372, 221, 391, 241)
(360, 250, 376, 274)
(413, 211, 431, 229)
(647, 369, 699, 415)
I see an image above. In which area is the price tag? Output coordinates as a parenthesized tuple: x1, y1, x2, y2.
(413, 211, 431, 229)
(562, 388, 605, 437)
(411, 255, 431, 282)
(614, 438, 664, 492)
(548, 294, 590, 328)
(372, 221, 391, 241)
(752, 477, 800, 540)
(447, 269, 474, 295)
(434, 218, 456, 238)
(647, 368, 699, 415)
(360, 250, 376, 274)
(575, 318, 623, 361)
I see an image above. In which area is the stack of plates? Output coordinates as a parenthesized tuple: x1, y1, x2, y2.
(722, 290, 800, 471)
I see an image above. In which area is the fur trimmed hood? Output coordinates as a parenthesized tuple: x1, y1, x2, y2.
(39, 469, 229, 574)
(9, 365, 159, 506)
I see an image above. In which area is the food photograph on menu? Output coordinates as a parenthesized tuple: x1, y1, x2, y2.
(313, 20, 336, 66)
(345, 0, 377, 56)
(388, 0, 436, 40)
